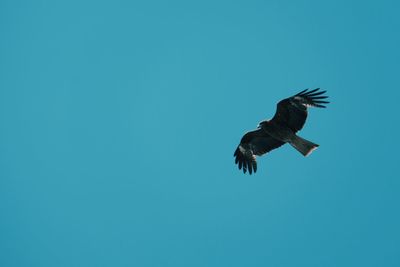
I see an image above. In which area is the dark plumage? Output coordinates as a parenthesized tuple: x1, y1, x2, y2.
(234, 88, 329, 174)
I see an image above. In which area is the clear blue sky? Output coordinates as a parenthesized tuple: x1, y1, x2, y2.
(1, 0, 399, 266)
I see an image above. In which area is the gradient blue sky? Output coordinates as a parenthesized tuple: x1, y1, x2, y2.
(1, 0, 400, 266)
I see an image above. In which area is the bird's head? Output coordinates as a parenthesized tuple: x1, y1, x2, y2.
(257, 120, 269, 128)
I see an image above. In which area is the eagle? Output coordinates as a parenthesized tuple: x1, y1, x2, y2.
(234, 88, 329, 174)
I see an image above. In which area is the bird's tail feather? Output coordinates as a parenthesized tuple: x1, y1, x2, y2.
(289, 135, 319, 156)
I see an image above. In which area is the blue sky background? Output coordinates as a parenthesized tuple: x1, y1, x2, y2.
(1, 0, 399, 266)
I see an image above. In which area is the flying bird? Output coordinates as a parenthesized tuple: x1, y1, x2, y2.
(234, 88, 329, 174)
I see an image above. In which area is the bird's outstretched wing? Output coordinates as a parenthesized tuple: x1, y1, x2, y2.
(234, 128, 285, 174)
(271, 88, 329, 132)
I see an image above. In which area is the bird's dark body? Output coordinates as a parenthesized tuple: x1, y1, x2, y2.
(234, 88, 329, 174)
(259, 120, 295, 143)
